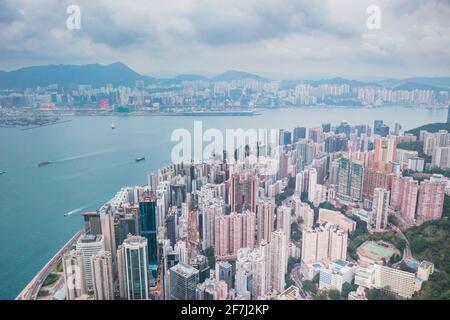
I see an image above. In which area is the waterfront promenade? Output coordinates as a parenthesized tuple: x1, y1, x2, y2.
(16, 230, 83, 300)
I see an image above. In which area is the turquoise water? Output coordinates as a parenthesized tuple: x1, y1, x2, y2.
(0, 106, 446, 299)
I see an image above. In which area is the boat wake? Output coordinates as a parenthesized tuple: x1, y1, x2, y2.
(52, 149, 117, 163)
(64, 206, 87, 217)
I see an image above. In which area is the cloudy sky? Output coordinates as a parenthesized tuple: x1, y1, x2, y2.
(0, 0, 449, 79)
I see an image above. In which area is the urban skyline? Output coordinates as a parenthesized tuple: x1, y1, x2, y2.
(14, 113, 450, 301)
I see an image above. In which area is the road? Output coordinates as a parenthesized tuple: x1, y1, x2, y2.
(16, 230, 83, 300)
(389, 223, 415, 267)
(290, 263, 312, 300)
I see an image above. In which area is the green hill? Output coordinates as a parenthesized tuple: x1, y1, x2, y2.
(406, 122, 450, 138)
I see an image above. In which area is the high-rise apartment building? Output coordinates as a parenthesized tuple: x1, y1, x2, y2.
(390, 176, 419, 222)
(416, 174, 447, 223)
(336, 157, 364, 203)
(256, 199, 274, 244)
(92, 251, 114, 300)
(374, 136, 397, 163)
(301, 224, 347, 264)
(371, 188, 390, 231)
(270, 230, 287, 293)
(215, 210, 256, 257)
(229, 172, 257, 213)
(62, 249, 86, 300)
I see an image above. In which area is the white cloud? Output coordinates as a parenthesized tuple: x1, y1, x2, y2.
(0, 0, 448, 78)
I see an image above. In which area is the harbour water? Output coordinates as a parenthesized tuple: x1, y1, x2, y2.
(0, 106, 446, 299)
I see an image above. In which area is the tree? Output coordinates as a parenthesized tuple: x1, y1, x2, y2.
(287, 257, 300, 273)
(302, 280, 317, 294)
(341, 282, 357, 299)
(312, 273, 320, 284)
(365, 287, 397, 300)
(328, 289, 341, 300)
(313, 289, 329, 300)
(291, 221, 302, 242)
(285, 274, 295, 289)
(389, 253, 402, 266)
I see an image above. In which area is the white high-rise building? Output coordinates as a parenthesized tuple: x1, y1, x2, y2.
(276, 206, 291, 242)
(76, 235, 105, 290)
(201, 199, 224, 250)
(92, 251, 114, 300)
(301, 224, 347, 264)
(307, 168, 317, 204)
(62, 249, 86, 300)
(372, 188, 390, 231)
(270, 230, 287, 294)
(99, 206, 116, 263)
(295, 172, 304, 194)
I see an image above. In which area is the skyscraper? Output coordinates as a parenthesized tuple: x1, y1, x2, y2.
(216, 261, 233, 290)
(371, 188, 390, 231)
(293, 127, 306, 143)
(81, 211, 102, 235)
(201, 199, 223, 250)
(416, 174, 447, 223)
(99, 205, 116, 262)
(301, 224, 347, 264)
(270, 230, 287, 293)
(92, 251, 114, 300)
(139, 194, 158, 283)
(62, 249, 86, 300)
(307, 167, 317, 204)
(229, 172, 257, 213)
(374, 136, 397, 163)
(336, 157, 364, 203)
(169, 262, 200, 300)
(374, 120, 383, 135)
(390, 176, 419, 222)
(117, 235, 149, 300)
(256, 199, 274, 244)
(215, 210, 256, 257)
(75, 235, 105, 290)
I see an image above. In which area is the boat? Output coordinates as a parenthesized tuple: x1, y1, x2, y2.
(111, 123, 115, 130)
(38, 161, 51, 168)
(135, 157, 145, 162)
(0, 171, 5, 175)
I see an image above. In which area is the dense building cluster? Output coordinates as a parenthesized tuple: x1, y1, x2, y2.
(59, 115, 450, 300)
(1, 78, 449, 111)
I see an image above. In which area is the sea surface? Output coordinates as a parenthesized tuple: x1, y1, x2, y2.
(0, 106, 446, 299)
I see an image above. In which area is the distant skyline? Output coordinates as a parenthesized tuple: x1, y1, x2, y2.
(0, 0, 449, 79)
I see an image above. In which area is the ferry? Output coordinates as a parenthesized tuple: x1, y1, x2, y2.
(135, 157, 145, 162)
(38, 161, 51, 168)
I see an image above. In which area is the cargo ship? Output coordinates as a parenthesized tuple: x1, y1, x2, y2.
(38, 161, 51, 168)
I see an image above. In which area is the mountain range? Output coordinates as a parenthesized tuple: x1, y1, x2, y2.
(0, 62, 449, 91)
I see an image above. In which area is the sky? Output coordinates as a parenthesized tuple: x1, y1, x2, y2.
(0, 0, 449, 79)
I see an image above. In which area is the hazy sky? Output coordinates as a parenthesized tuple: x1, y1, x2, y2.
(0, 0, 449, 79)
